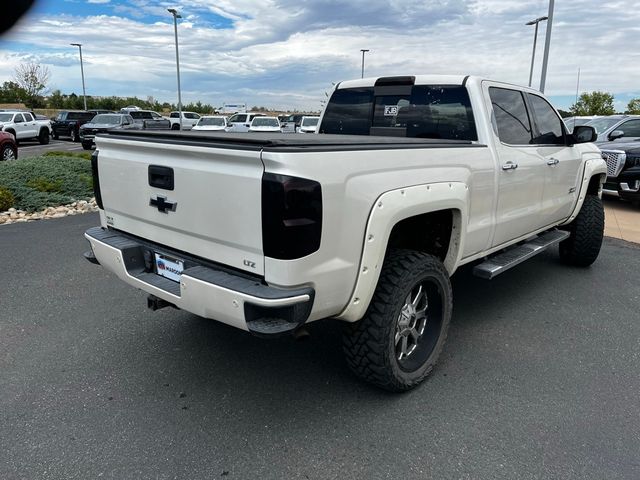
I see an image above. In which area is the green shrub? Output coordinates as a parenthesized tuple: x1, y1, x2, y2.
(0, 155, 94, 211)
(26, 177, 64, 193)
(43, 151, 92, 160)
(79, 173, 94, 191)
(0, 186, 15, 211)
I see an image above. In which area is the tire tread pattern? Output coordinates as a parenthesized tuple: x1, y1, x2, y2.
(559, 195, 604, 267)
(342, 249, 452, 392)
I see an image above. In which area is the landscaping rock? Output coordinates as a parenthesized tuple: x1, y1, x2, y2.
(0, 198, 99, 226)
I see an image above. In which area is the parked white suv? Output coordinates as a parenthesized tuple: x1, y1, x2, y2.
(225, 113, 265, 133)
(169, 111, 201, 130)
(297, 116, 320, 133)
(0, 111, 51, 144)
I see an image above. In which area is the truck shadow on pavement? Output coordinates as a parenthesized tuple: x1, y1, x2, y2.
(130, 248, 567, 402)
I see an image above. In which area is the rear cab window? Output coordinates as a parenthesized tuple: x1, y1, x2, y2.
(320, 84, 478, 140)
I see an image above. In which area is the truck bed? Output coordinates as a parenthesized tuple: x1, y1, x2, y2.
(100, 130, 479, 151)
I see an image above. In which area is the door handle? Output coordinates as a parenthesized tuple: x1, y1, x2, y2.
(502, 162, 518, 171)
(547, 158, 560, 166)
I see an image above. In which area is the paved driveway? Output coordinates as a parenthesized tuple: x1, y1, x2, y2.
(1, 214, 639, 479)
(17, 138, 86, 159)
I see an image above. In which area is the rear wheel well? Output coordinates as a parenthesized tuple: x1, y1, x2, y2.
(386, 210, 454, 263)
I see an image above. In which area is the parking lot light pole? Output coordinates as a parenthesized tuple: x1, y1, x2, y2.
(539, 0, 555, 93)
(525, 16, 548, 88)
(70, 43, 87, 110)
(168, 8, 183, 130)
(360, 49, 370, 78)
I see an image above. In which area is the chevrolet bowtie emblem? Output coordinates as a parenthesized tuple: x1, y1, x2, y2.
(150, 195, 177, 213)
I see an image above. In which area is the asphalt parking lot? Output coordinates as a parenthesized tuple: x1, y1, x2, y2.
(1, 214, 639, 479)
(17, 138, 86, 158)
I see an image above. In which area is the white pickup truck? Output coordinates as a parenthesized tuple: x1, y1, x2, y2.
(84, 75, 606, 391)
(0, 110, 52, 144)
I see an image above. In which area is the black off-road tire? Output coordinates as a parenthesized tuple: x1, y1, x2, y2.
(82, 142, 93, 150)
(342, 249, 452, 392)
(52, 130, 59, 140)
(559, 194, 604, 267)
(171, 124, 180, 130)
(38, 128, 50, 145)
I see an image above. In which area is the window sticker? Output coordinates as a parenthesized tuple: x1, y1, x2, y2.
(384, 105, 398, 116)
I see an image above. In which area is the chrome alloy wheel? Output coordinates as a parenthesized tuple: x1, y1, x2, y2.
(2, 146, 16, 161)
(395, 283, 428, 361)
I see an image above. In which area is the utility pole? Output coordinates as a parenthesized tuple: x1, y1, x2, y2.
(360, 49, 370, 78)
(70, 43, 87, 110)
(539, 0, 554, 93)
(168, 8, 183, 130)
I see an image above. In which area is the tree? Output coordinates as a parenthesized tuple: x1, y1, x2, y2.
(627, 98, 640, 115)
(48, 89, 65, 109)
(569, 91, 615, 116)
(0, 81, 27, 103)
(13, 62, 50, 108)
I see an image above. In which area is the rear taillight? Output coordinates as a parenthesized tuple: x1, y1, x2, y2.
(90, 150, 103, 209)
(262, 173, 322, 260)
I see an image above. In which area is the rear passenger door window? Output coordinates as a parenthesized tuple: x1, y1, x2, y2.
(527, 94, 565, 145)
(489, 87, 532, 145)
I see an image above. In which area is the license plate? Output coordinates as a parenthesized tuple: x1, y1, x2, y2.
(154, 253, 184, 282)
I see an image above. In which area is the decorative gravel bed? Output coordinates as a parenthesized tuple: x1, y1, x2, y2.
(0, 198, 98, 225)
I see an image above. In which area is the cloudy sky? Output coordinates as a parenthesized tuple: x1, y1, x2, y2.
(1, 0, 638, 111)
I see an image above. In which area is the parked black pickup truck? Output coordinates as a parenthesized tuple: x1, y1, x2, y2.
(52, 110, 110, 142)
(600, 139, 640, 203)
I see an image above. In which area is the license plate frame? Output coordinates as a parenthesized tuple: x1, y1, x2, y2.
(154, 252, 184, 283)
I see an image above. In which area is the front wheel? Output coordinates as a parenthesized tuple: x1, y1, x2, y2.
(342, 249, 452, 392)
(81, 142, 93, 150)
(1, 144, 17, 161)
(559, 194, 604, 267)
(38, 129, 50, 145)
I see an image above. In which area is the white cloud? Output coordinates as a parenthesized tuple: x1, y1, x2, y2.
(0, 0, 638, 110)
(87, 0, 111, 4)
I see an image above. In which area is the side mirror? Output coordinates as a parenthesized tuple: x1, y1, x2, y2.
(608, 130, 624, 141)
(572, 125, 597, 144)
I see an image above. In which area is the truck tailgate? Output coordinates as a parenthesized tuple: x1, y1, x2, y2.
(95, 135, 265, 275)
